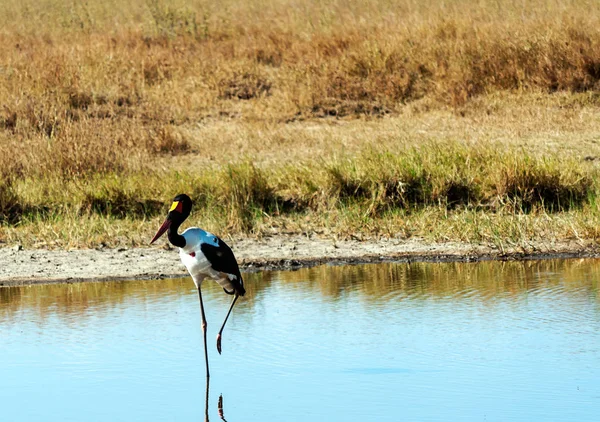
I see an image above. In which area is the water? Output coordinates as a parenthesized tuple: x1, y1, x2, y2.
(1, 259, 599, 421)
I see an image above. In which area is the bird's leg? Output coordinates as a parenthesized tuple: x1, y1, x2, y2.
(204, 376, 210, 422)
(216, 294, 239, 355)
(198, 286, 210, 378)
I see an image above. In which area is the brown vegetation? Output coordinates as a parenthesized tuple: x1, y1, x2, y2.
(1, 0, 600, 248)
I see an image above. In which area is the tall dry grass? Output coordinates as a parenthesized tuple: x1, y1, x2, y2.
(1, 0, 600, 246)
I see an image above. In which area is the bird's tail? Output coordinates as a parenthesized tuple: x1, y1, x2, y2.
(222, 275, 245, 296)
(234, 274, 246, 296)
(237, 281, 246, 296)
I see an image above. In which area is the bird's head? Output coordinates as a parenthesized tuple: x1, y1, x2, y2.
(150, 193, 192, 244)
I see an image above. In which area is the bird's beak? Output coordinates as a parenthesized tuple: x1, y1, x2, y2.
(150, 218, 171, 244)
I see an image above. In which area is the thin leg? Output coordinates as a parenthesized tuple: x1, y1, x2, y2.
(216, 294, 239, 355)
(198, 286, 210, 378)
(204, 376, 210, 422)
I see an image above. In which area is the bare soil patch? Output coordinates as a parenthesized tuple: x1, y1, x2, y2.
(2, 236, 598, 286)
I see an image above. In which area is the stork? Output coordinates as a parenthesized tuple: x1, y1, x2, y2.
(150, 194, 245, 377)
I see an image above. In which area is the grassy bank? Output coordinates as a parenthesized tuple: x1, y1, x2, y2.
(3, 137, 600, 249)
(1, 0, 600, 249)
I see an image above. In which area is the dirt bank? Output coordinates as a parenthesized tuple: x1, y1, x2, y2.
(1, 236, 599, 286)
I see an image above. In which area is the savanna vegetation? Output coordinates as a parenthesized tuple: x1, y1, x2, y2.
(1, 0, 600, 249)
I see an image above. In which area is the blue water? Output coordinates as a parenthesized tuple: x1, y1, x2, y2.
(1, 260, 599, 421)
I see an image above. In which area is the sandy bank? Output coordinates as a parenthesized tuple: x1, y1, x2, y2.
(1, 236, 599, 286)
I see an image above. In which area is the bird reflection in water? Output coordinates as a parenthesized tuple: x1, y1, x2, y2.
(204, 378, 228, 422)
(218, 395, 227, 422)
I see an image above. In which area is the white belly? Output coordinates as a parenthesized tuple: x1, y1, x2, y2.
(179, 249, 235, 292)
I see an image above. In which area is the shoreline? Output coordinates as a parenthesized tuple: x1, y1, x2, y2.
(2, 235, 599, 286)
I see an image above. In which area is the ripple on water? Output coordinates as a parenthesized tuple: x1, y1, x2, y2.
(1, 260, 600, 421)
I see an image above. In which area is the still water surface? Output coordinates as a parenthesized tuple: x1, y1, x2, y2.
(1, 259, 599, 421)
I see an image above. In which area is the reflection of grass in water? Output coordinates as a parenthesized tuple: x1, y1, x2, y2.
(1, 260, 598, 324)
(0, 272, 268, 325)
(0, 278, 188, 326)
(275, 259, 600, 302)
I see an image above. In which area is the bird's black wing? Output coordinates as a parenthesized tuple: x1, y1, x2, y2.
(200, 238, 246, 296)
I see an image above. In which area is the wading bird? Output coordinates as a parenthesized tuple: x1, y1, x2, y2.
(150, 194, 245, 377)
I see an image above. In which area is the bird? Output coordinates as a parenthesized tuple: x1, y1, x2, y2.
(150, 193, 245, 378)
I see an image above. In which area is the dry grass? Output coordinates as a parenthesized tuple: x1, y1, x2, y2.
(2, 0, 600, 248)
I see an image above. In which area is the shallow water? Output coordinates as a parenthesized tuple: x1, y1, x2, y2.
(1, 259, 599, 421)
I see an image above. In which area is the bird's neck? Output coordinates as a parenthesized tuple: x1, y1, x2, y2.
(167, 221, 186, 248)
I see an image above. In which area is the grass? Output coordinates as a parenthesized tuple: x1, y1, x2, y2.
(1, 0, 600, 249)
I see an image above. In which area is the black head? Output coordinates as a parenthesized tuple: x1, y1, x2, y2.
(168, 193, 193, 222)
(150, 193, 193, 245)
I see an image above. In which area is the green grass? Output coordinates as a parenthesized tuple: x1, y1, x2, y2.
(2, 144, 600, 248)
